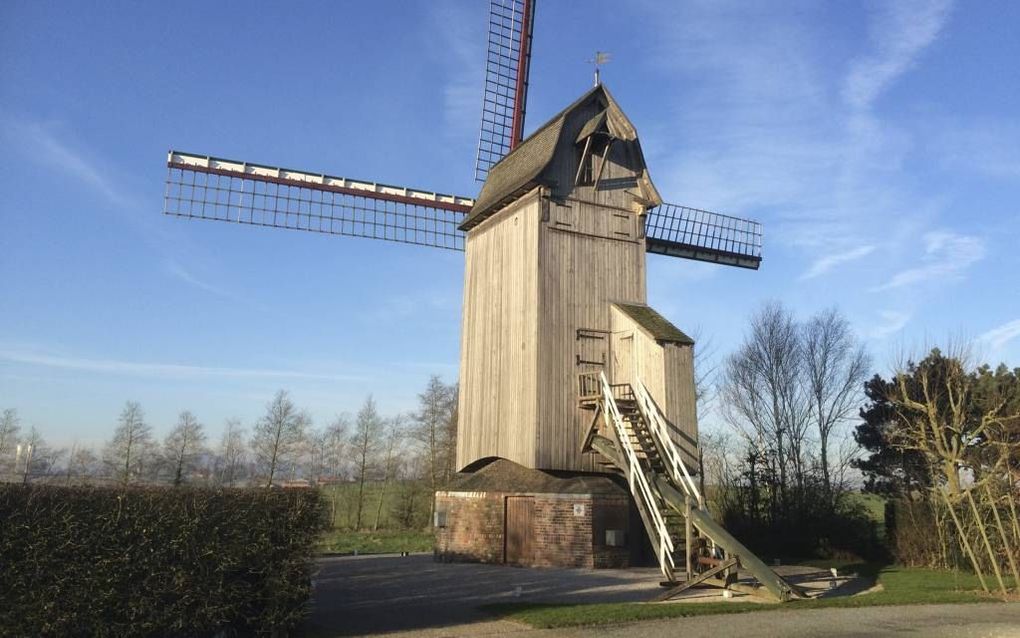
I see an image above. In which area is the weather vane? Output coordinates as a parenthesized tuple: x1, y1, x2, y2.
(587, 51, 611, 86)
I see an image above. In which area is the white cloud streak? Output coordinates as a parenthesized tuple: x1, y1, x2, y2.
(842, 0, 954, 110)
(1, 117, 137, 209)
(800, 245, 876, 281)
(872, 231, 985, 291)
(0, 348, 365, 382)
(979, 319, 1020, 351)
(870, 310, 912, 339)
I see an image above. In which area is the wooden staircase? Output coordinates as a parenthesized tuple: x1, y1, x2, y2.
(578, 371, 806, 602)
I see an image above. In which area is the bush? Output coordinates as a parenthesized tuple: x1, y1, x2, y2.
(0, 484, 327, 637)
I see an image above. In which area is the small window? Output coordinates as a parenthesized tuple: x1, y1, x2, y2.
(575, 135, 609, 186)
(434, 509, 448, 528)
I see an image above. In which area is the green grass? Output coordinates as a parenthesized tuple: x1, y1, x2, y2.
(318, 529, 434, 555)
(484, 562, 1009, 629)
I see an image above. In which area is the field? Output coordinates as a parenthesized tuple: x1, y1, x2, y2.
(316, 480, 434, 554)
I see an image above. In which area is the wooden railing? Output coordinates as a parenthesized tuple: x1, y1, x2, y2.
(595, 371, 676, 580)
(634, 379, 703, 508)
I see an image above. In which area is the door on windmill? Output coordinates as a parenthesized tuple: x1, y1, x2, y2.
(575, 328, 608, 371)
(612, 332, 635, 386)
(504, 496, 535, 566)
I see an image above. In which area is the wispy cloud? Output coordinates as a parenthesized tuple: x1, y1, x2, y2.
(1, 116, 137, 209)
(979, 319, 1020, 351)
(842, 0, 953, 110)
(800, 245, 876, 281)
(164, 260, 232, 298)
(426, 1, 484, 144)
(872, 230, 985, 291)
(870, 310, 912, 339)
(0, 348, 365, 382)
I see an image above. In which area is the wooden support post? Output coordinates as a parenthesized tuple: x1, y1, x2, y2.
(655, 557, 737, 601)
(685, 496, 693, 582)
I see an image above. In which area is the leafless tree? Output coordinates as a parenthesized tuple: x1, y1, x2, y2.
(803, 308, 870, 495)
(216, 418, 247, 487)
(66, 444, 99, 485)
(104, 401, 153, 485)
(0, 408, 20, 472)
(351, 396, 383, 529)
(720, 302, 810, 506)
(374, 417, 406, 530)
(410, 376, 456, 518)
(444, 384, 459, 480)
(164, 410, 207, 486)
(18, 426, 59, 483)
(251, 390, 309, 488)
(323, 415, 349, 525)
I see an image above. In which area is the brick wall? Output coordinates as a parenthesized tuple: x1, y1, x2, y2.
(434, 491, 504, 563)
(434, 490, 633, 569)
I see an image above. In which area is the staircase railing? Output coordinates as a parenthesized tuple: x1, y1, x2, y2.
(596, 371, 675, 580)
(633, 379, 703, 509)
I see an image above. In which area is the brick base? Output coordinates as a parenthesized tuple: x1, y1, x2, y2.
(434, 490, 633, 568)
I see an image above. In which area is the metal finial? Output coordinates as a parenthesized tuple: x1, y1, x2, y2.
(587, 51, 611, 86)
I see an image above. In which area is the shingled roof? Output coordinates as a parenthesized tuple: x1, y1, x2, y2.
(461, 84, 660, 231)
(445, 458, 626, 495)
(613, 302, 694, 345)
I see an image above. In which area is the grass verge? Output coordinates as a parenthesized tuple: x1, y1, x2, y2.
(317, 529, 433, 555)
(483, 562, 1009, 629)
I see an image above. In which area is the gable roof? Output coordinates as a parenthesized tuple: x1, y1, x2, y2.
(461, 84, 660, 231)
(613, 302, 694, 345)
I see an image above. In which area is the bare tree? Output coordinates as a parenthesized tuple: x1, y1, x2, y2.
(0, 408, 20, 472)
(66, 444, 98, 485)
(803, 308, 870, 495)
(410, 376, 455, 519)
(443, 384, 459, 480)
(104, 401, 153, 485)
(374, 417, 405, 530)
(720, 302, 810, 508)
(323, 415, 349, 526)
(18, 427, 59, 483)
(251, 390, 308, 488)
(351, 396, 383, 529)
(164, 411, 207, 486)
(216, 418, 247, 487)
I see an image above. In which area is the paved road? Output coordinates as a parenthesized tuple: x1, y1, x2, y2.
(306, 554, 662, 636)
(305, 555, 1020, 637)
(556, 603, 1020, 638)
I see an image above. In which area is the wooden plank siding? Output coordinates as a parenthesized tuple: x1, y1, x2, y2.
(457, 192, 541, 470)
(610, 305, 700, 468)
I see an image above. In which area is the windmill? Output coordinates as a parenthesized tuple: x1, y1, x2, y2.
(163, 1, 801, 601)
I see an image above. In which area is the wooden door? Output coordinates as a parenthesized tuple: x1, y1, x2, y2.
(504, 496, 535, 565)
(613, 333, 634, 385)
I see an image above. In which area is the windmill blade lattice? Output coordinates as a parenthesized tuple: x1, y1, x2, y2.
(474, 0, 536, 182)
(645, 203, 763, 270)
(164, 152, 472, 251)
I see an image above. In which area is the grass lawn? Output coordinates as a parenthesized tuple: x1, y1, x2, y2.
(318, 528, 434, 555)
(484, 562, 1011, 629)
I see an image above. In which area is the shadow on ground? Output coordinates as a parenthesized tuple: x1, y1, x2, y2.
(304, 554, 663, 636)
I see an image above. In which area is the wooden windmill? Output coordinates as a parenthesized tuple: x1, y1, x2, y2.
(164, 1, 802, 601)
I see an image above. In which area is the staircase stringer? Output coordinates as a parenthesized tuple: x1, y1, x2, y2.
(595, 371, 677, 582)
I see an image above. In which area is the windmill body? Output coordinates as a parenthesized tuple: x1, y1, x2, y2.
(457, 85, 698, 473)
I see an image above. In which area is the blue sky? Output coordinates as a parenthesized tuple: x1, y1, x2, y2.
(1, 0, 1018, 448)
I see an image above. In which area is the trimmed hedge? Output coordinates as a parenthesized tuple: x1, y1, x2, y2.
(0, 484, 327, 637)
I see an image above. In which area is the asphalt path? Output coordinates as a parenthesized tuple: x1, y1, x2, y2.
(305, 555, 1020, 637)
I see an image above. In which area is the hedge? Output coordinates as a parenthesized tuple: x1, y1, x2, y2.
(0, 484, 327, 637)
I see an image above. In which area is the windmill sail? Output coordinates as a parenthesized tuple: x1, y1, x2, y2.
(645, 203, 762, 269)
(164, 151, 472, 251)
(474, 0, 536, 182)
